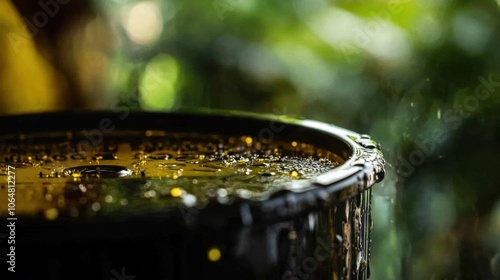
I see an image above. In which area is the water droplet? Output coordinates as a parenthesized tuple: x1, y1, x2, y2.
(93, 153, 117, 160)
(334, 234, 342, 242)
(207, 247, 221, 262)
(356, 252, 366, 272)
(237, 158, 249, 165)
(144, 190, 156, 198)
(78, 184, 87, 193)
(65, 165, 132, 178)
(120, 198, 128, 206)
(290, 170, 300, 178)
(182, 194, 197, 207)
(148, 152, 173, 160)
(245, 137, 253, 145)
(217, 188, 228, 197)
(105, 195, 113, 203)
(135, 152, 145, 160)
(170, 187, 183, 197)
(236, 189, 252, 199)
(91, 202, 101, 212)
(44, 208, 59, 220)
(252, 158, 269, 167)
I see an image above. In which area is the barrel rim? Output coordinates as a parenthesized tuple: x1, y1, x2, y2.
(0, 110, 385, 233)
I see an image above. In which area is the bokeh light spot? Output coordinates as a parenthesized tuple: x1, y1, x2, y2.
(170, 187, 182, 197)
(208, 247, 221, 262)
(123, 1, 163, 45)
(139, 54, 179, 110)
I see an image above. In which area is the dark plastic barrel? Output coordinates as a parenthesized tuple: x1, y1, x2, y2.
(0, 111, 384, 280)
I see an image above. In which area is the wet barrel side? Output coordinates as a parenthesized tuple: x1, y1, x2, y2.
(7, 188, 372, 280)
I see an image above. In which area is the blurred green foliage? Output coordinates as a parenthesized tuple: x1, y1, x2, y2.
(1, 0, 497, 278)
(94, 0, 500, 279)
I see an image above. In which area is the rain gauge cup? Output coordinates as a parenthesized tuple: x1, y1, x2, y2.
(0, 111, 385, 280)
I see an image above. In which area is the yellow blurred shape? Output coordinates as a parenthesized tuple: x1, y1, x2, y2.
(0, 0, 62, 114)
(207, 247, 221, 262)
(170, 187, 182, 197)
(44, 208, 59, 221)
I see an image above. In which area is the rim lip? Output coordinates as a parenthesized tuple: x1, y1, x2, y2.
(0, 109, 375, 184)
(296, 119, 363, 185)
(0, 110, 384, 224)
(195, 111, 380, 192)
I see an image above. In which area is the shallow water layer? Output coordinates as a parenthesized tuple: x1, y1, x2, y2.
(0, 131, 343, 219)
